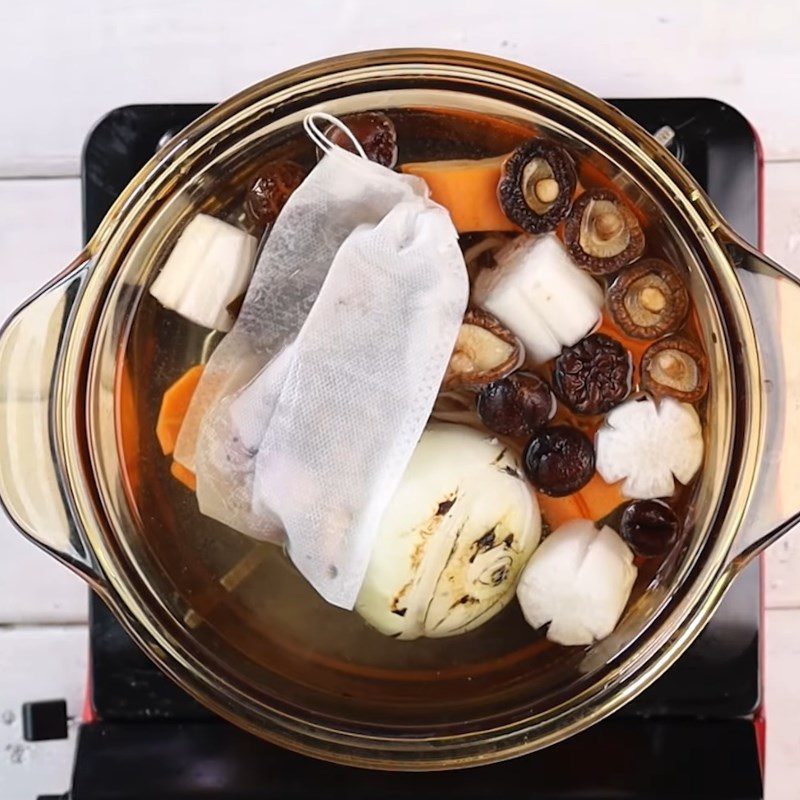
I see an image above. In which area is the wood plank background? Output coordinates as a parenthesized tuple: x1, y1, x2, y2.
(0, 1, 798, 797)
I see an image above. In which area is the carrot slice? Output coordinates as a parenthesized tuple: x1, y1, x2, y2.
(171, 461, 197, 492)
(537, 473, 626, 530)
(401, 156, 518, 233)
(117, 360, 140, 495)
(156, 365, 204, 456)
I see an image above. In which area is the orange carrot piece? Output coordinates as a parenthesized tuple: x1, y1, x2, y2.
(536, 492, 583, 531)
(117, 361, 141, 495)
(401, 156, 518, 233)
(156, 365, 205, 456)
(537, 474, 626, 530)
(171, 461, 197, 492)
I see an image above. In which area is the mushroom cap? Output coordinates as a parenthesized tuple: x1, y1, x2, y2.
(607, 259, 690, 339)
(443, 308, 524, 391)
(641, 336, 709, 402)
(564, 189, 645, 274)
(553, 333, 632, 415)
(498, 139, 577, 233)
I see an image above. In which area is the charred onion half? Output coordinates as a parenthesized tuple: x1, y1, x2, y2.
(356, 423, 541, 640)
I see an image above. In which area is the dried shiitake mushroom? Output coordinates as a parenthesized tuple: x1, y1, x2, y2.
(553, 333, 632, 415)
(607, 259, 689, 339)
(323, 112, 398, 168)
(498, 139, 577, 233)
(443, 309, 524, 391)
(641, 336, 708, 403)
(564, 189, 645, 274)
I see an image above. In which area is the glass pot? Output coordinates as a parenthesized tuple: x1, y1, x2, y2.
(1, 50, 798, 770)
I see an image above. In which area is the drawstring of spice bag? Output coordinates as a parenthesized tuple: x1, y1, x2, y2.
(303, 112, 369, 159)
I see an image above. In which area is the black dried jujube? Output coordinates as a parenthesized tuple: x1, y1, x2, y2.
(553, 334, 632, 415)
(620, 500, 680, 557)
(245, 161, 307, 227)
(523, 425, 595, 497)
(324, 112, 398, 169)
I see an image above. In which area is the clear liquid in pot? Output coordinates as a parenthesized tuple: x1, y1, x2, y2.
(118, 106, 707, 729)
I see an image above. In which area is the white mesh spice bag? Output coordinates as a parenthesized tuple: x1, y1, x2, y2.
(175, 115, 469, 609)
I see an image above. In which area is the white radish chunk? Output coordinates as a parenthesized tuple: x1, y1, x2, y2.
(150, 214, 257, 332)
(595, 396, 704, 499)
(472, 234, 603, 364)
(516, 520, 637, 646)
(477, 276, 561, 363)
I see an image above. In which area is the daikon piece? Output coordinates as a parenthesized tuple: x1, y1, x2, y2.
(516, 519, 636, 646)
(595, 396, 704, 499)
(150, 214, 257, 332)
(472, 234, 603, 363)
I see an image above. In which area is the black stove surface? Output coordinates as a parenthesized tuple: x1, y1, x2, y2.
(73, 99, 763, 799)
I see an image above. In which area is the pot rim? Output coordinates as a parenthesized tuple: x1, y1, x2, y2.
(56, 49, 763, 769)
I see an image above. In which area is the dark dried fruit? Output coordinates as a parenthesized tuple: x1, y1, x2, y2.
(620, 499, 680, 557)
(553, 334, 632, 415)
(477, 372, 555, 438)
(607, 259, 689, 339)
(443, 309, 524, 391)
(245, 161, 306, 226)
(324, 112, 398, 168)
(498, 139, 577, 233)
(523, 426, 595, 497)
(641, 336, 708, 403)
(564, 189, 645, 274)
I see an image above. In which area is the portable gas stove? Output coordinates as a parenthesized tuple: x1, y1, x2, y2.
(25, 99, 765, 799)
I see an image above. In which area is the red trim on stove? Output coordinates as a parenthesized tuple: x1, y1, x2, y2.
(83, 665, 97, 723)
(748, 116, 766, 250)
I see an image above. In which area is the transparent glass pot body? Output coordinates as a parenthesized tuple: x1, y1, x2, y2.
(0, 50, 798, 770)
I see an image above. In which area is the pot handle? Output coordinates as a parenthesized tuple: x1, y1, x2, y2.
(716, 225, 800, 579)
(0, 250, 102, 584)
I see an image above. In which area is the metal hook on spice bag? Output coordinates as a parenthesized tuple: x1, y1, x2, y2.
(303, 112, 368, 159)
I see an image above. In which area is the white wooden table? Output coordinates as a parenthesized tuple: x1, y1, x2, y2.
(1, 1, 798, 797)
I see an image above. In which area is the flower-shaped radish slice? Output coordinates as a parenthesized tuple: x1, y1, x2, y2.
(516, 519, 636, 646)
(595, 396, 703, 499)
